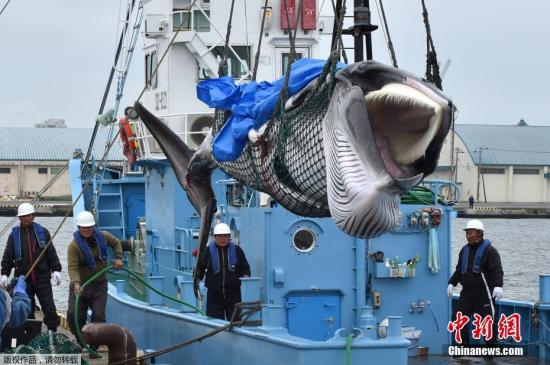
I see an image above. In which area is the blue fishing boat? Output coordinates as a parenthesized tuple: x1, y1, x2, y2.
(69, 1, 550, 364)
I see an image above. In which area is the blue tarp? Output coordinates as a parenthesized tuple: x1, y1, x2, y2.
(197, 58, 344, 162)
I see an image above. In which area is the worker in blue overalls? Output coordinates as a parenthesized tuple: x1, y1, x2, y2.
(448, 219, 504, 347)
(0, 203, 62, 332)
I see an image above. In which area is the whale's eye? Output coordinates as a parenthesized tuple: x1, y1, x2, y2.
(292, 229, 316, 253)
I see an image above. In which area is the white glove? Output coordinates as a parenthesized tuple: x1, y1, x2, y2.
(447, 284, 454, 298)
(493, 287, 503, 301)
(0, 275, 8, 288)
(52, 271, 61, 286)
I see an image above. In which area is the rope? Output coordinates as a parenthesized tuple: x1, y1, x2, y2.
(0, 161, 69, 239)
(374, 0, 398, 68)
(21, 131, 121, 281)
(401, 186, 453, 206)
(84, 0, 138, 166)
(137, 0, 198, 101)
(329, 0, 347, 64)
(244, 0, 251, 77)
(109, 300, 262, 364)
(420, 0, 442, 90)
(218, 0, 236, 76)
(271, 0, 303, 120)
(0, 0, 12, 17)
(73, 265, 206, 358)
(251, 0, 270, 80)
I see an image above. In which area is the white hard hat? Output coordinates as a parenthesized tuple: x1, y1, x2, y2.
(464, 219, 484, 231)
(213, 223, 230, 235)
(17, 203, 35, 217)
(76, 211, 96, 227)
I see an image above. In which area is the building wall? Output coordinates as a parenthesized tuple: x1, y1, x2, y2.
(0, 161, 70, 199)
(0, 162, 20, 197)
(428, 131, 550, 203)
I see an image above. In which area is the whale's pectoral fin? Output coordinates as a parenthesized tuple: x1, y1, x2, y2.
(127, 102, 217, 299)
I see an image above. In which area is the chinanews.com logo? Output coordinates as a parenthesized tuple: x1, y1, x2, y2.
(447, 312, 524, 357)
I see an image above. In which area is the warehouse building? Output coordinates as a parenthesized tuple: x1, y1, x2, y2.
(0, 127, 123, 199)
(429, 123, 550, 203)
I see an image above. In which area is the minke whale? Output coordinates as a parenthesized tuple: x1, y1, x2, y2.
(125, 60, 453, 282)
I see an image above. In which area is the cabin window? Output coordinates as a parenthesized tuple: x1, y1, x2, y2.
(281, 52, 303, 76)
(38, 167, 48, 174)
(479, 167, 505, 174)
(292, 229, 316, 253)
(201, 46, 250, 80)
(513, 168, 539, 175)
(145, 52, 158, 89)
(173, 10, 210, 32)
(0, 168, 10, 174)
(275, 47, 310, 78)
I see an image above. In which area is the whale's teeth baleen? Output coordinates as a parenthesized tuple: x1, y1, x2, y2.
(129, 60, 453, 244)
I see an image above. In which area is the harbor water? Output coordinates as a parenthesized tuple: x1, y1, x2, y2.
(0, 216, 547, 312)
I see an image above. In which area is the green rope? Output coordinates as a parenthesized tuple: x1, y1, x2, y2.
(345, 334, 353, 365)
(401, 186, 453, 206)
(73, 265, 205, 358)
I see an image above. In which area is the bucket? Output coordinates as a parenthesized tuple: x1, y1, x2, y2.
(417, 346, 429, 356)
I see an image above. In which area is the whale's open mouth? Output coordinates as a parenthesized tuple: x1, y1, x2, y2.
(365, 82, 446, 183)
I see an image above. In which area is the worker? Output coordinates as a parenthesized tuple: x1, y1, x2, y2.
(1, 203, 62, 332)
(194, 223, 251, 320)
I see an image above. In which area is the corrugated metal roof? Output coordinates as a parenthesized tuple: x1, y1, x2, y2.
(455, 124, 550, 166)
(0, 127, 123, 161)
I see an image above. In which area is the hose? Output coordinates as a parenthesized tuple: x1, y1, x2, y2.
(73, 265, 205, 358)
(401, 186, 453, 206)
(345, 334, 353, 365)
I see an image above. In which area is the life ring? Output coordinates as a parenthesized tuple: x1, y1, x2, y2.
(119, 117, 138, 164)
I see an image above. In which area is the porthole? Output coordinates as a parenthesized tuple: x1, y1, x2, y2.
(292, 228, 316, 253)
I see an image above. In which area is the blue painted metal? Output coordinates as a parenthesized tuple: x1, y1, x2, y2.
(70, 154, 550, 364)
(286, 290, 341, 340)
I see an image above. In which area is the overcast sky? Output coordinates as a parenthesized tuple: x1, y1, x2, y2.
(0, 0, 548, 127)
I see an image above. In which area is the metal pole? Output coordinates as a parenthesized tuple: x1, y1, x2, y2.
(365, 0, 373, 60)
(476, 147, 483, 202)
(353, 0, 364, 62)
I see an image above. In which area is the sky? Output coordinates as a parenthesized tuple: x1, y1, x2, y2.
(0, 0, 549, 127)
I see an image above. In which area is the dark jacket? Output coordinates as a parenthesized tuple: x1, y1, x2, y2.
(1, 225, 61, 284)
(196, 243, 251, 296)
(449, 241, 503, 298)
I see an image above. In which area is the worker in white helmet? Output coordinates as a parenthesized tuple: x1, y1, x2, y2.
(448, 219, 503, 348)
(1, 202, 62, 332)
(66, 210, 123, 347)
(194, 223, 251, 320)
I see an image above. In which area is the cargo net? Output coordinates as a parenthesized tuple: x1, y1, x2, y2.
(5, 332, 87, 364)
(211, 77, 334, 217)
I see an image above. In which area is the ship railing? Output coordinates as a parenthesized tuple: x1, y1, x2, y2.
(171, 2, 251, 82)
(130, 111, 213, 160)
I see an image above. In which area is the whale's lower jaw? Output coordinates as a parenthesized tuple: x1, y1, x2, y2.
(330, 189, 401, 238)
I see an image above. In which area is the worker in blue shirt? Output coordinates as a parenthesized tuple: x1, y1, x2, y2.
(0, 276, 32, 347)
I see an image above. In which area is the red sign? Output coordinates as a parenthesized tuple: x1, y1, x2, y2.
(447, 312, 523, 344)
(280, 0, 296, 30)
(301, 0, 316, 30)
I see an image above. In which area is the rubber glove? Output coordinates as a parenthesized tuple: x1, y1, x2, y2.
(0, 275, 8, 288)
(447, 284, 454, 298)
(52, 271, 61, 286)
(13, 276, 27, 295)
(493, 287, 503, 301)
